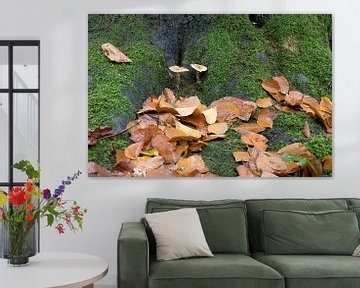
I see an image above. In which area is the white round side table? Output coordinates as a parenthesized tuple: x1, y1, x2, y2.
(0, 252, 108, 288)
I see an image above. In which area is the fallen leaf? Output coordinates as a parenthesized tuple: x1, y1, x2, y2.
(202, 108, 217, 124)
(124, 141, 144, 160)
(210, 97, 257, 122)
(236, 165, 257, 177)
(323, 155, 332, 173)
(151, 131, 177, 163)
(165, 128, 201, 141)
(140, 149, 159, 157)
(88, 162, 113, 177)
(146, 166, 175, 177)
(256, 151, 289, 176)
(182, 108, 208, 128)
(175, 121, 202, 139)
(115, 149, 128, 163)
(274, 104, 297, 113)
(241, 132, 268, 150)
(101, 43, 132, 63)
(303, 121, 311, 138)
(88, 126, 114, 146)
(256, 97, 273, 108)
(233, 151, 250, 162)
(175, 106, 197, 117)
(285, 91, 304, 107)
(273, 76, 290, 94)
(176, 96, 203, 109)
(188, 141, 208, 153)
(176, 155, 209, 176)
(158, 95, 177, 114)
(202, 134, 226, 141)
(261, 79, 285, 101)
(257, 108, 278, 128)
(163, 88, 176, 105)
(261, 171, 278, 177)
(138, 96, 158, 114)
(132, 156, 164, 171)
(320, 97, 332, 114)
(208, 122, 229, 135)
(233, 123, 266, 134)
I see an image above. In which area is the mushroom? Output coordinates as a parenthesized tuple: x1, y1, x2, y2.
(168, 65, 189, 90)
(190, 64, 207, 84)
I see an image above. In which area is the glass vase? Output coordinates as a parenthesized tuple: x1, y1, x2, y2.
(0, 220, 37, 266)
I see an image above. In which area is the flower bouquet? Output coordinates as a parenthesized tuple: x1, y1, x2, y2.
(0, 160, 86, 266)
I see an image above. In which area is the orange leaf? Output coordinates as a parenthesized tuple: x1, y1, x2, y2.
(261, 79, 285, 101)
(207, 122, 229, 135)
(256, 97, 273, 108)
(175, 106, 197, 117)
(182, 107, 208, 128)
(202, 108, 217, 124)
(165, 128, 201, 141)
(146, 166, 175, 177)
(138, 96, 158, 114)
(176, 155, 209, 176)
(88, 162, 114, 177)
(233, 123, 266, 134)
(273, 76, 289, 94)
(132, 156, 164, 171)
(163, 88, 176, 105)
(124, 141, 144, 160)
(236, 165, 257, 177)
(255, 151, 289, 176)
(241, 132, 268, 150)
(202, 134, 227, 141)
(257, 108, 278, 128)
(261, 171, 278, 177)
(151, 131, 177, 164)
(233, 151, 250, 162)
(210, 97, 257, 122)
(176, 96, 204, 109)
(101, 43, 132, 63)
(320, 97, 332, 114)
(175, 121, 202, 139)
(285, 91, 304, 107)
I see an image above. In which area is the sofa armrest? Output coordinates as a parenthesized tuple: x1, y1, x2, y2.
(118, 222, 149, 288)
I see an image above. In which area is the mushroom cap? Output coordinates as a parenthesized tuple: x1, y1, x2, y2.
(190, 63, 208, 72)
(169, 65, 189, 73)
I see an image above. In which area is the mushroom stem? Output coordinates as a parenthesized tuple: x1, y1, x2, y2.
(175, 73, 181, 90)
(195, 71, 201, 84)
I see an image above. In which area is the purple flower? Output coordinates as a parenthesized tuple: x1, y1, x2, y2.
(43, 189, 51, 200)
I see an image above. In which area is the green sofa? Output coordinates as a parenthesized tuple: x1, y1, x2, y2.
(118, 198, 360, 288)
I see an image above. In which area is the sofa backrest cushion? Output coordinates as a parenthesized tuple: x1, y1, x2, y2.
(261, 209, 359, 255)
(145, 198, 249, 254)
(246, 198, 349, 252)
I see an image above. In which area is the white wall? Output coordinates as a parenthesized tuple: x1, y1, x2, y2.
(1, 0, 360, 286)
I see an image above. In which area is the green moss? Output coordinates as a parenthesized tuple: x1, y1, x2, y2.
(265, 15, 332, 99)
(266, 111, 325, 151)
(182, 15, 272, 104)
(202, 128, 246, 177)
(305, 136, 332, 161)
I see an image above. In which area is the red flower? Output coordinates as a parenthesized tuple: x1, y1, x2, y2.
(25, 182, 33, 192)
(9, 187, 26, 205)
(56, 223, 65, 234)
(26, 214, 33, 221)
(26, 203, 34, 210)
(24, 193, 31, 201)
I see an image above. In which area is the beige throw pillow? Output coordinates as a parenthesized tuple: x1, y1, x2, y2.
(145, 208, 213, 261)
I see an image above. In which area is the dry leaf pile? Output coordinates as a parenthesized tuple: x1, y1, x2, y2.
(89, 76, 332, 177)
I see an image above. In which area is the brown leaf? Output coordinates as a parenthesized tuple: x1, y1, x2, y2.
(236, 164, 257, 177)
(323, 155, 332, 173)
(88, 162, 122, 177)
(261, 171, 278, 177)
(165, 128, 201, 142)
(256, 151, 290, 176)
(257, 108, 278, 128)
(278, 143, 322, 177)
(176, 96, 204, 109)
(210, 97, 257, 122)
(88, 126, 114, 146)
(158, 95, 177, 114)
(285, 91, 304, 107)
(188, 141, 208, 153)
(175, 106, 197, 117)
(274, 104, 297, 113)
(115, 149, 128, 163)
(241, 132, 268, 150)
(163, 88, 176, 105)
(138, 96, 158, 114)
(320, 97, 332, 114)
(202, 134, 227, 141)
(124, 141, 144, 160)
(175, 121, 202, 139)
(151, 131, 177, 164)
(182, 108, 208, 128)
(101, 43, 132, 63)
(207, 122, 229, 135)
(175, 155, 209, 176)
(132, 156, 164, 171)
(233, 151, 250, 162)
(303, 121, 311, 139)
(202, 108, 217, 124)
(233, 123, 266, 134)
(261, 79, 285, 101)
(146, 166, 175, 177)
(273, 76, 290, 94)
(256, 97, 273, 108)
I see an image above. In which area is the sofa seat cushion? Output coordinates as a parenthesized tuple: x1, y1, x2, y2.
(252, 252, 360, 288)
(149, 254, 284, 288)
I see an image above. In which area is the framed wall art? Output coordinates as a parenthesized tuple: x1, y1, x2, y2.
(88, 14, 332, 178)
